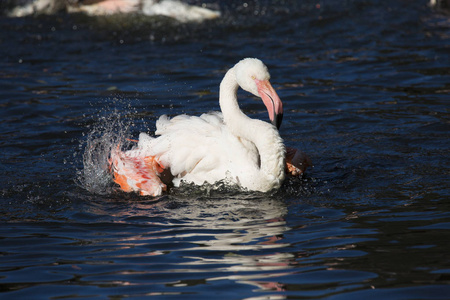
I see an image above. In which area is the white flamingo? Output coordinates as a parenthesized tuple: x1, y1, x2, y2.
(8, 0, 221, 22)
(109, 58, 310, 196)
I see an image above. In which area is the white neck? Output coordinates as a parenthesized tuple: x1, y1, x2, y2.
(219, 67, 285, 191)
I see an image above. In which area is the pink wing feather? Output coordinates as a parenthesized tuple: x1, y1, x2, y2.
(109, 146, 166, 196)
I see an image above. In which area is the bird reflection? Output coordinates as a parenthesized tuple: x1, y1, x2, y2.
(83, 194, 298, 290)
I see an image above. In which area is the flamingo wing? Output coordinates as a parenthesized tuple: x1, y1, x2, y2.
(137, 112, 260, 187)
(109, 146, 166, 196)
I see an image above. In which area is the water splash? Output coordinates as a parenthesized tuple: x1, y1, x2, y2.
(77, 100, 144, 195)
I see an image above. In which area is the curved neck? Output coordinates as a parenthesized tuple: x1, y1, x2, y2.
(219, 68, 248, 132)
(219, 67, 285, 186)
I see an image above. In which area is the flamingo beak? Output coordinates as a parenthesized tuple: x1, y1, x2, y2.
(255, 79, 283, 129)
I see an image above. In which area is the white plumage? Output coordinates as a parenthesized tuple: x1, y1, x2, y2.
(137, 112, 263, 188)
(109, 58, 309, 196)
(8, 0, 220, 22)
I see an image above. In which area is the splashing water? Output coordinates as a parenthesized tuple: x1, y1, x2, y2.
(77, 101, 144, 195)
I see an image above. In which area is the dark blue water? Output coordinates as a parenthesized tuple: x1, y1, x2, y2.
(1, 0, 449, 299)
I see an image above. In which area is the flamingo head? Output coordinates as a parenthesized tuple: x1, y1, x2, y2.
(235, 58, 284, 129)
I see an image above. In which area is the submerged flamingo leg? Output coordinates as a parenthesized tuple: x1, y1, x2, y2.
(285, 147, 311, 176)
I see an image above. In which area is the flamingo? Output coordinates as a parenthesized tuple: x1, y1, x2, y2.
(7, 0, 221, 22)
(109, 58, 310, 196)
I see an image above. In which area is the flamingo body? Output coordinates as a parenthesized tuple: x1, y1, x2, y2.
(8, 0, 220, 22)
(137, 112, 269, 189)
(110, 58, 309, 196)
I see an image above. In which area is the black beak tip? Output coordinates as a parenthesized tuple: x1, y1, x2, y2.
(272, 113, 283, 130)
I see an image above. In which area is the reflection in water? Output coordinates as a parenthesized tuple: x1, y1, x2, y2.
(81, 195, 296, 292)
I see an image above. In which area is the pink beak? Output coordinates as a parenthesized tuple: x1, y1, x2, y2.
(255, 79, 283, 129)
